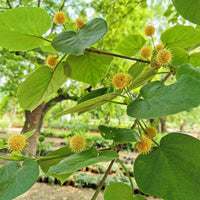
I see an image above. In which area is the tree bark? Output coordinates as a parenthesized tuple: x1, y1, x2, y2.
(159, 117, 167, 133)
(21, 93, 78, 156)
(21, 103, 45, 156)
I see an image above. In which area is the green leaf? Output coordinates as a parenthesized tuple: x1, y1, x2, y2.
(39, 146, 73, 185)
(134, 133, 200, 200)
(115, 34, 146, 57)
(52, 18, 107, 55)
(128, 62, 147, 80)
(66, 52, 113, 87)
(172, 0, 200, 25)
(40, 40, 58, 53)
(23, 129, 35, 139)
(169, 47, 189, 66)
(98, 125, 140, 143)
(0, 7, 51, 50)
(176, 63, 200, 80)
(39, 146, 73, 173)
(17, 63, 68, 111)
(52, 89, 122, 118)
(128, 68, 156, 91)
(78, 87, 113, 104)
(0, 159, 39, 200)
(133, 194, 147, 200)
(161, 25, 200, 48)
(104, 182, 133, 200)
(48, 147, 118, 175)
(189, 52, 200, 67)
(127, 64, 200, 119)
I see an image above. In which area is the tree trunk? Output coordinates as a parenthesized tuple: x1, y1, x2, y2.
(159, 117, 167, 133)
(21, 103, 44, 156)
(21, 93, 78, 156)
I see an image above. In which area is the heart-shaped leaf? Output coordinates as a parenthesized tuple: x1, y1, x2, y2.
(66, 52, 113, 87)
(127, 64, 200, 119)
(172, 0, 200, 25)
(104, 182, 133, 200)
(134, 133, 200, 200)
(0, 159, 39, 200)
(115, 34, 146, 57)
(52, 18, 107, 55)
(17, 63, 68, 111)
(161, 25, 200, 48)
(0, 7, 51, 50)
(189, 52, 200, 67)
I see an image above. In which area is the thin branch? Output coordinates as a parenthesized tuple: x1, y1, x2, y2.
(59, 0, 67, 11)
(51, 0, 67, 33)
(131, 119, 138, 129)
(85, 49, 150, 64)
(162, 73, 171, 83)
(117, 158, 134, 193)
(38, 0, 41, 7)
(91, 159, 115, 200)
(109, 0, 146, 26)
(6, 0, 12, 8)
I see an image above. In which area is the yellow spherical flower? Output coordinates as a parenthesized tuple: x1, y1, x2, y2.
(144, 25, 155, 36)
(46, 55, 58, 68)
(8, 134, 26, 152)
(157, 49, 172, 64)
(143, 66, 152, 72)
(155, 44, 164, 51)
(112, 73, 131, 88)
(136, 136, 151, 153)
(144, 127, 157, 139)
(75, 18, 85, 29)
(54, 11, 66, 25)
(70, 135, 86, 151)
(140, 46, 152, 59)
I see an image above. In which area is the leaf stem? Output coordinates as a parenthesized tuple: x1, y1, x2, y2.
(0, 156, 16, 161)
(85, 48, 150, 64)
(117, 158, 134, 193)
(91, 159, 115, 200)
(24, 148, 38, 159)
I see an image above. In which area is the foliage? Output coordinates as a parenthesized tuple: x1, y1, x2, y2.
(0, 1, 200, 200)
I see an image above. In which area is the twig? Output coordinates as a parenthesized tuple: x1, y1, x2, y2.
(91, 159, 115, 200)
(162, 73, 171, 83)
(131, 119, 138, 129)
(109, 0, 146, 26)
(38, 0, 41, 7)
(117, 158, 134, 193)
(51, 0, 67, 33)
(85, 49, 150, 64)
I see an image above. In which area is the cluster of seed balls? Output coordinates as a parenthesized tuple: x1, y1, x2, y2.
(136, 126, 157, 153)
(141, 25, 172, 65)
(46, 12, 85, 68)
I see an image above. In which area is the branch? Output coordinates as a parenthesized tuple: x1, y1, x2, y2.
(85, 48, 150, 64)
(91, 159, 115, 200)
(162, 73, 171, 83)
(38, 0, 41, 7)
(50, 0, 67, 33)
(109, 0, 146, 26)
(43, 93, 78, 115)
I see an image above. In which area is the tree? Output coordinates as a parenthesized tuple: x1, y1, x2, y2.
(1, 0, 200, 200)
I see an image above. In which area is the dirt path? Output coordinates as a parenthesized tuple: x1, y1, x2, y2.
(15, 183, 103, 200)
